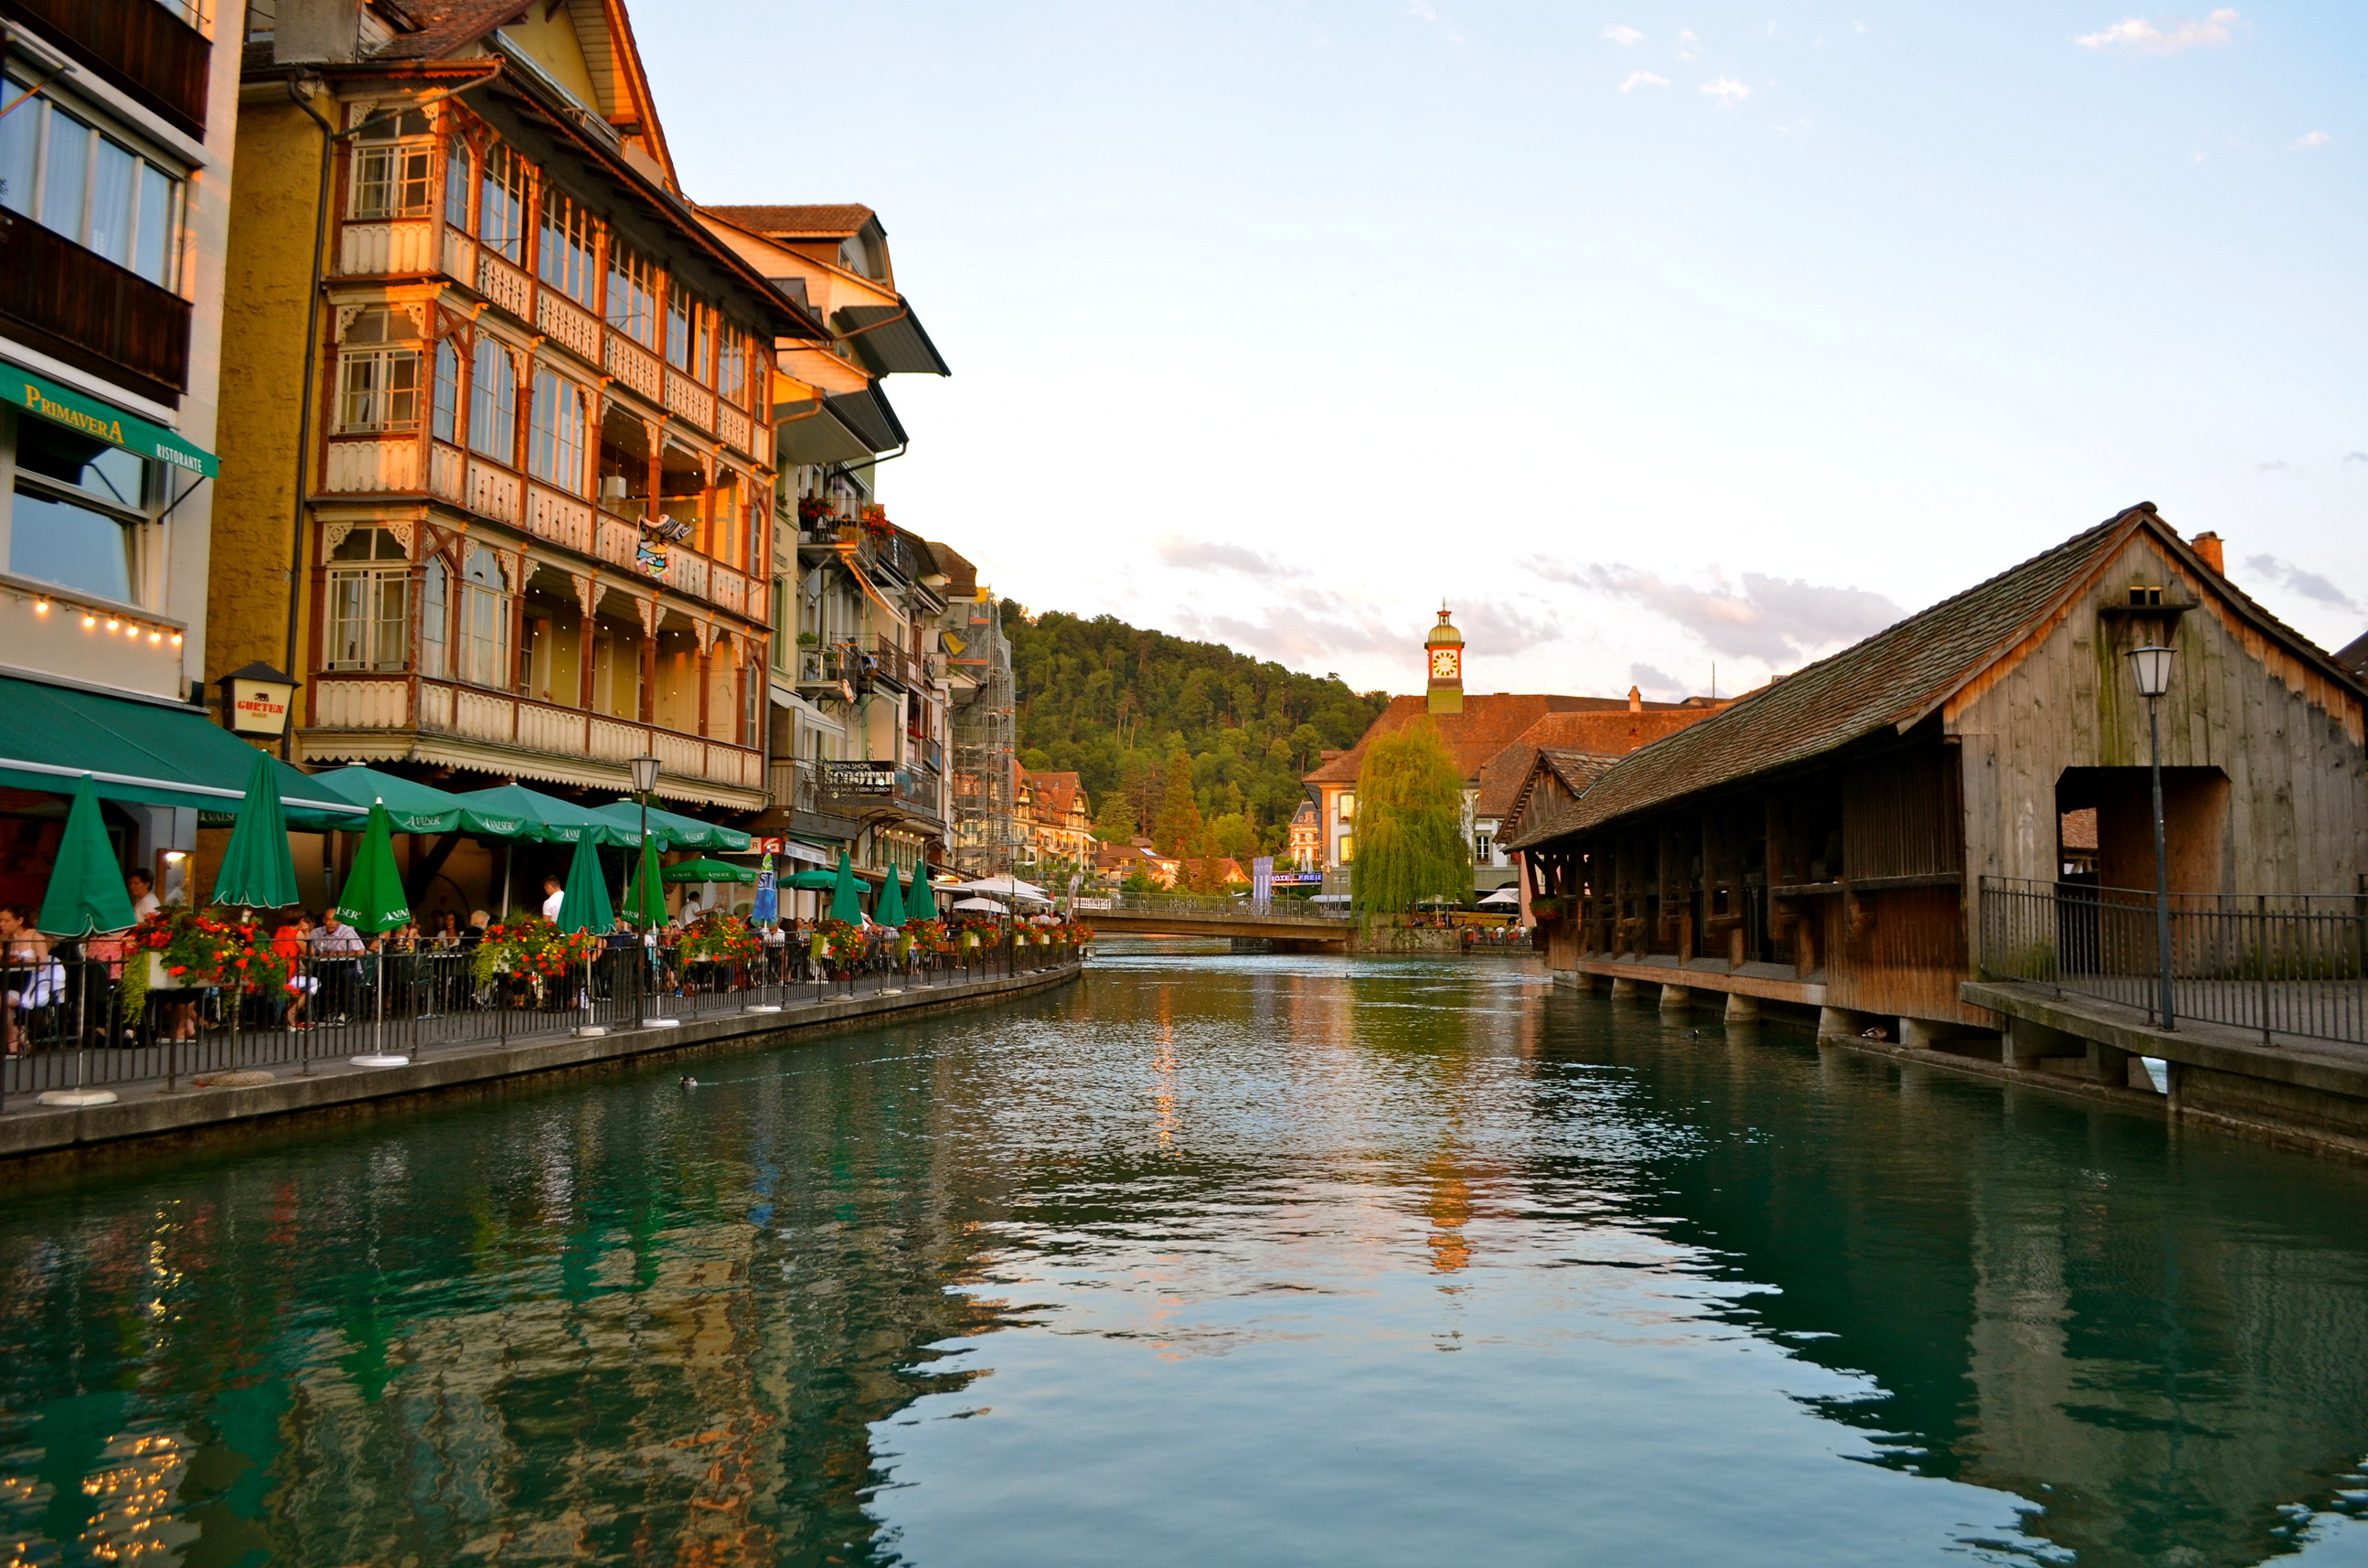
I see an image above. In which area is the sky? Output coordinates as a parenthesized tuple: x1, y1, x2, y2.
(639, 2, 2366, 700)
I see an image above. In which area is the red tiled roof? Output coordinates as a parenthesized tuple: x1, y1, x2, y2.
(370, 0, 528, 60)
(1472, 708, 1725, 819)
(1020, 769, 1084, 821)
(1304, 694, 1687, 787)
(702, 204, 876, 238)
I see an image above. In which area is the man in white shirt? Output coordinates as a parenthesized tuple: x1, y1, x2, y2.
(311, 914, 366, 1022)
(541, 876, 564, 922)
(126, 869, 160, 921)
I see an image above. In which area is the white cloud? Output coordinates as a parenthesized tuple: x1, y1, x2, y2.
(2344, 451, 2368, 464)
(2075, 8, 2244, 53)
(1853, 19, 1868, 32)
(1620, 70, 1670, 91)
(2292, 130, 2332, 151)
(1405, 0, 1464, 44)
(1521, 560, 1903, 662)
(1602, 24, 1644, 45)
(1765, 18, 1778, 35)
(1155, 538, 1308, 579)
(2243, 554, 2360, 613)
(1676, 27, 1701, 59)
(1701, 75, 1751, 104)
(2256, 460, 2291, 472)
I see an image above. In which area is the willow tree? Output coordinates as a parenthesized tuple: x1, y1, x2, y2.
(1349, 719, 1470, 921)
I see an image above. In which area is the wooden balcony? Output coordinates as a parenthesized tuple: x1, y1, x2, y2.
(308, 674, 765, 802)
(0, 210, 190, 404)
(0, 0, 209, 139)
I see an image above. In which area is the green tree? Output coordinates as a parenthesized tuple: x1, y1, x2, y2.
(1349, 718, 1469, 921)
(1093, 791, 1139, 844)
(1151, 752, 1204, 858)
(1209, 812, 1259, 864)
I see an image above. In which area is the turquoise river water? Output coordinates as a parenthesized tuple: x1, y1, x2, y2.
(3, 946, 2368, 1566)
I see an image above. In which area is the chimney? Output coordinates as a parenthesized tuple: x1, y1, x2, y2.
(1627, 686, 1642, 713)
(2191, 531, 2225, 574)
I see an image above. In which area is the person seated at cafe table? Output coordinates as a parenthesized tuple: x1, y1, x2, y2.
(126, 869, 160, 921)
(0, 904, 57, 1056)
(274, 911, 317, 1029)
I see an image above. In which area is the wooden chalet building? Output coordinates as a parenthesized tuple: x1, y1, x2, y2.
(1503, 505, 2368, 1042)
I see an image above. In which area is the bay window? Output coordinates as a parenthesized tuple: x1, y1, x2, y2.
(477, 143, 528, 264)
(349, 109, 432, 219)
(432, 341, 460, 443)
(458, 545, 509, 688)
(538, 187, 599, 307)
(324, 528, 409, 671)
(420, 556, 450, 678)
(528, 368, 587, 491)
(607, 244, 657, 345)
(468, 338, 515, 460)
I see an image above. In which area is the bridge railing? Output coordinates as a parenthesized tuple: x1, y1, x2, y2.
(1083, 893, 1352, 926)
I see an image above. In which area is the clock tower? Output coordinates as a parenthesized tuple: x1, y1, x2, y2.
(1424, 607, 1464, 715)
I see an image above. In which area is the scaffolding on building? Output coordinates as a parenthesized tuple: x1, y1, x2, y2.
(948, 591, 1024, 875)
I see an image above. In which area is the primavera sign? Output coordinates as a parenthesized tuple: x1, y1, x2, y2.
(6, 367, 218, 478)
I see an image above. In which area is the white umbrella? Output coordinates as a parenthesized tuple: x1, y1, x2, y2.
(948, 875, 1051, 902)
(952, 896, 1008, 912)
(1478, 887, 1521, 906)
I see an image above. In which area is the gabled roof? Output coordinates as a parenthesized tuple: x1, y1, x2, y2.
(705, 204, 877, 238)
(1020, 769, 1085, 822)
(1303, 694, 1691, 787)
(1505, 503, 2368, 848)
(1498, 751, 1627, 849)
(2340, 630, 2368, 679)
(1472, 707, 1726, 819)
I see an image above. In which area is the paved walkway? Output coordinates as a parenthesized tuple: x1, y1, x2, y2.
(0, 963, 1082, 1161)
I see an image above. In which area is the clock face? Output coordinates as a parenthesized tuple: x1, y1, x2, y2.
(1429, 648, 1459, 681)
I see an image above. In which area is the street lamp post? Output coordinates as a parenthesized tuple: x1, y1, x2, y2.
(630, 755, 659, 1017)
(2127, 644, 2178, 1030)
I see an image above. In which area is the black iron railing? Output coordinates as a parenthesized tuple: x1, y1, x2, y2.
(1977, 876, 2368, 1045)
(0, 933, 1083, 1107)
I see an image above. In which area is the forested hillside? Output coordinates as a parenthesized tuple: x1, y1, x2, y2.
(1005, 606, 1388, 859)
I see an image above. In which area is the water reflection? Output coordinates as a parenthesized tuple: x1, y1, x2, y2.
(0, 948, 2360, 1565)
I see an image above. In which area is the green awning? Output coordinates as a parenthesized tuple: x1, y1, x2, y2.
(0, 676, 362, 828)
(309, 764, 536, 838)
(587, 799, 751, 852)
(4, 365, 218, 478)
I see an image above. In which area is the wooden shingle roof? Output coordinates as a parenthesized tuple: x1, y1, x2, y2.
(1503, 502, 2365, 849)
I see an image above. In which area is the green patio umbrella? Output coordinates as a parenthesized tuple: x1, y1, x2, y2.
(827, 850, 864, 925)
(36, 774, 138, 936)
(554, 834, 613, 933)
(211, 749, 299, 910)
(585, 801, 752, 851)
(906, 861, 937, 921)
(333, 801, 411, 933)
(625, 841, 667, 926)
(451, 784, 635, 847)
(788, 868, 840, 891)
(311, 765, 533, 838)
(660, 857, 757, 883)
(874, 863, 907, 927)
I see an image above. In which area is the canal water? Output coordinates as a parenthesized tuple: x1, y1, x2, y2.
(3, 947, 2367, 1567)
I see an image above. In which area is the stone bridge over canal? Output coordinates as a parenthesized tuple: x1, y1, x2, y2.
(1081, 895, 1355, 951)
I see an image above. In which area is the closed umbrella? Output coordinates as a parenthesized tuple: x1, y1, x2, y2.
(555, 834, 613, 933)
(827, 850, 864, 925)
(37, 774, 138, 937)
(33, 774, 134, 1108)
(874, 865, 907, 928)
(211, 750, 299, 910)
(625, 841, 667, 927)
(907, 861, 937, 921)
(332, 800, 411, 1067)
